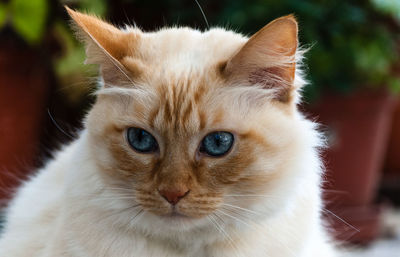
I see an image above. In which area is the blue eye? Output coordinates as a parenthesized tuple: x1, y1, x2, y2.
(200, 132, 234, 157)
(127, 128, 158, 153)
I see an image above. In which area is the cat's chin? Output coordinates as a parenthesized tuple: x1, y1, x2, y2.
(162, 211, 191, 219)
(137, 210, 209, 233)
(158, 210, 199, 226)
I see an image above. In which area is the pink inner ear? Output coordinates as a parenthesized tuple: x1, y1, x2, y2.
(249, 66, 293, 101)
(249, 67, 289, 88)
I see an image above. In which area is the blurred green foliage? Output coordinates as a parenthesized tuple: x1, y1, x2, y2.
(78, 0, 107, 16)
(372, 0, 400, 20)
(0, 3, 7, 28)
(0, 0, 48, 44)
(11, 0, 48, 44)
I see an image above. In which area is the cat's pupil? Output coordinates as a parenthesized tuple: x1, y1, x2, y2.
(201, 132, 234, 157)
(214, 134, 221, 146)
(127, 128, 158, 153)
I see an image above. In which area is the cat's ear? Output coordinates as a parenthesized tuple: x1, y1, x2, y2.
(66, 6, 141, 86)
(223, 15, 299, 103)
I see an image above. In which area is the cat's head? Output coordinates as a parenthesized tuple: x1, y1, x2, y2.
(67, 7, 320, 234)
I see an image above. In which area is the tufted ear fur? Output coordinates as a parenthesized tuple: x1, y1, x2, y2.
(66, 6, 142, 87)
(223, 15, 299, 103)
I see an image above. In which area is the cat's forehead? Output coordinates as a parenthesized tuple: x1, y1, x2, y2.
(144, 75, 223, 137)
(130, 27, 247, 70)
(110, 28, 248, 134)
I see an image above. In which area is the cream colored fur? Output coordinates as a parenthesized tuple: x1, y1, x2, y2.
(0, 12, 338, 257)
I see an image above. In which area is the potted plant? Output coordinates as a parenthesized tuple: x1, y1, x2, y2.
(383, 93, 400, 205)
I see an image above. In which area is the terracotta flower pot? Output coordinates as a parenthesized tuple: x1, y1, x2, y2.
(0, 41, 50, 204)
(381, 100, 400, 205)
(384, 100, 400, 174)
(307, 91, 397, 244)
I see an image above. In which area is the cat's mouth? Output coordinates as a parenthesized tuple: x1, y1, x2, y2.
(161, 209, 192, 220)
(156, 211, 199, 228)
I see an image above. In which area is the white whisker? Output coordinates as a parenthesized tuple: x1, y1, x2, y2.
(323, 208, 360, 233)
(218, 208, 297, 257)
(225, 194, 281, 198)
(208, 214, 241, 257)
(90, 196, 135, 201)
(221, 203, 262, 216)
(216, 209, 252, 228)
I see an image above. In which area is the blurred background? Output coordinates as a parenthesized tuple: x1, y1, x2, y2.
(1, 0, 400, 254)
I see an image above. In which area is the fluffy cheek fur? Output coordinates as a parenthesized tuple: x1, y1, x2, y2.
(85, 94, 313, 234)
(222, 111, 320, 223)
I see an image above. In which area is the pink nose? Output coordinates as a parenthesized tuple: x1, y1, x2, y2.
(159, 188, 190, 205)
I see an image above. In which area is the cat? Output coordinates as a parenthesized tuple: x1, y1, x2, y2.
(0, 7, 337, 257)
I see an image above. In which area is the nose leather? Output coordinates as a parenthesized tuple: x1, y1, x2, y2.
(159, 188, 190, 205)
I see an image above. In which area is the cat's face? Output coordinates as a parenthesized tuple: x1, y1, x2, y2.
(68, 8, 316, 232)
